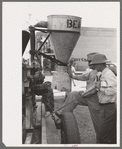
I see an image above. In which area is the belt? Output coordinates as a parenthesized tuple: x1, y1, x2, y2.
(99, 102, 115, 105)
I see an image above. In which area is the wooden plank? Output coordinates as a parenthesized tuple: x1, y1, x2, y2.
(35, 101, 41, 126)
(35, 96, 42, 126)
(41, 104, 47, 144)
(25, 99, 32, 129)
(24, 132, 33, 144)
(42, 117, 47, 144)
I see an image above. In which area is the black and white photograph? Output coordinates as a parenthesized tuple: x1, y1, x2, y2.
(2, 1, 120, 147)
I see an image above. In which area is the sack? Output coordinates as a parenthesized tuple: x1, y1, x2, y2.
(82, 83, 97, 98)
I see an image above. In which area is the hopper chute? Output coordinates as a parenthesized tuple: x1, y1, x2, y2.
(47, 15, 81, 64)
(49, 32, 80, 64)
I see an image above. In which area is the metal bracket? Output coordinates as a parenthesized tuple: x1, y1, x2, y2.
(38, 52, 67, 66)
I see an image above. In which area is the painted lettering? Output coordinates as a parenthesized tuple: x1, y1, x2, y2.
(67, 19, 72, 28)
(67, 19, 80, 29)
(73, 20, 78, 28)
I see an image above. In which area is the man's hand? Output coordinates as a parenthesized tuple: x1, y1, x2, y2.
(95, 81, 101, 90)
(67, 64, 73, 78)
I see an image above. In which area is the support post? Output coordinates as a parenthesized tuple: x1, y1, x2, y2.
(29, 26, 35, 119)
(29, 26, 35, 62)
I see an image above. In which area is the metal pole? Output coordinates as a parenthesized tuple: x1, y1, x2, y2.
(29, 26, 35, 107)
(29, 26, 35, 62)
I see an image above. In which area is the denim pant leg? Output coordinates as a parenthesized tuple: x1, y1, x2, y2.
(61, 91, 88, 113)
(86, 94, 100, 143)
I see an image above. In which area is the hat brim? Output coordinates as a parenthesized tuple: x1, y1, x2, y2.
(90, 60, 111, 65)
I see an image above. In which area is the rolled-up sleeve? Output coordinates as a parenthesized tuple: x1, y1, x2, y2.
(73, 72, 90, 81)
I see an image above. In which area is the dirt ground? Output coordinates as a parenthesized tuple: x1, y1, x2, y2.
(74, 106, 96, 144)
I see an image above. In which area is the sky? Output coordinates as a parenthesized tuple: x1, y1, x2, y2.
(2, 2, 120, 146)
(20, 2, 119, 29)
(3, 1, 119, 59)
(3, 2, 120, 29)
(3, 2, 120, 59)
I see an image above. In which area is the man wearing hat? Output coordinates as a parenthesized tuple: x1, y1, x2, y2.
(85, 52, 98, 73)
(55, 52, 100, 143)
(91, 53, 117, 144)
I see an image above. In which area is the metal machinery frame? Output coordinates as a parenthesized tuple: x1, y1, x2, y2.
(22, 14, 81, 144)
(22, 25, 68, 144)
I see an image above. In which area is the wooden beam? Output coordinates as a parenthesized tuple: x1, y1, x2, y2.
(41, 103, 47, 144)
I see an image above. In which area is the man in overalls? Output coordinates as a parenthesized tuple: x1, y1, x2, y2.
(56, 52, 100, 143)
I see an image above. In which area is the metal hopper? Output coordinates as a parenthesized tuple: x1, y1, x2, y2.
(47, 15, 81, 64)
(34, 15, 81, 91)
(47, 15, 81, 91)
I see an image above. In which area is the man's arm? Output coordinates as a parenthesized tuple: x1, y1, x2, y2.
(67, 65, 90, 81)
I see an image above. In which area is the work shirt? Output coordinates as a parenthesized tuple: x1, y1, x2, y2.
(73, 70, 98, 89)
(97, 67, 117, 103)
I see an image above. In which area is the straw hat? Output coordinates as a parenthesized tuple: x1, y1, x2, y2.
(87, 52, 99, 61)
(90, 54, 110, 65)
